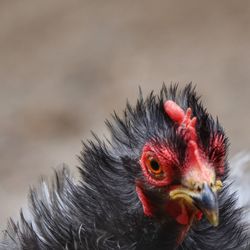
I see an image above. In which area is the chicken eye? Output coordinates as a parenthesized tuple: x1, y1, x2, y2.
(150, 160, 160, 172)
(147, 158, 162, 175)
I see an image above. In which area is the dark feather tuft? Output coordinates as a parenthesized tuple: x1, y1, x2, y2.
(1, 84, 249, 250)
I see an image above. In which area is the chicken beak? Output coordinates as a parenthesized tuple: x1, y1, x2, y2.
(169, 181, 222, 227)
(191, 183, 219, 226)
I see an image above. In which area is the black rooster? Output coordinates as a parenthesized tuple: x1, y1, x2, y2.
(1, 84, 249, 250)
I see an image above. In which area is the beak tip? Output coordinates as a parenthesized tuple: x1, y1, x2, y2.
(210, 219, 219, 227)
(205, 210, 219, 227)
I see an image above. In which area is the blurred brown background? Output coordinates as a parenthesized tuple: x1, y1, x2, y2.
(0, 0, 250, 230)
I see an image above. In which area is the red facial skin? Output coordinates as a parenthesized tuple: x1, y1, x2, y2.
(137, 143, 178, 217)
(137, 142, 205, 224)
(136, 100, 225, 244)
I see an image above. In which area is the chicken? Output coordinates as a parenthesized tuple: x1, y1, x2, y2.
(1, 84, 249, 250)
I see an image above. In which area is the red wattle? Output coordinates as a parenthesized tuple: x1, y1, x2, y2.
(136, 185, 153, 217)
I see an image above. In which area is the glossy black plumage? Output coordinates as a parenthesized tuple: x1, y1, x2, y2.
(1, 84, 249, 249)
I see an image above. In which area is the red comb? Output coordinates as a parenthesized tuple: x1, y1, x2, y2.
(164, 100, 202, 169)
(164, 100, 197, 142)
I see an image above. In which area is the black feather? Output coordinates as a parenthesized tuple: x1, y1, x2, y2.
(1, 84, 249, 250)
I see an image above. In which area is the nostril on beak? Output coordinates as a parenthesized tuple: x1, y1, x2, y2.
(195, 183, 204, 192)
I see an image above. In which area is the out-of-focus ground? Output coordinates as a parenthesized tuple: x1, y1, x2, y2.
(0, 0, 250, 230)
